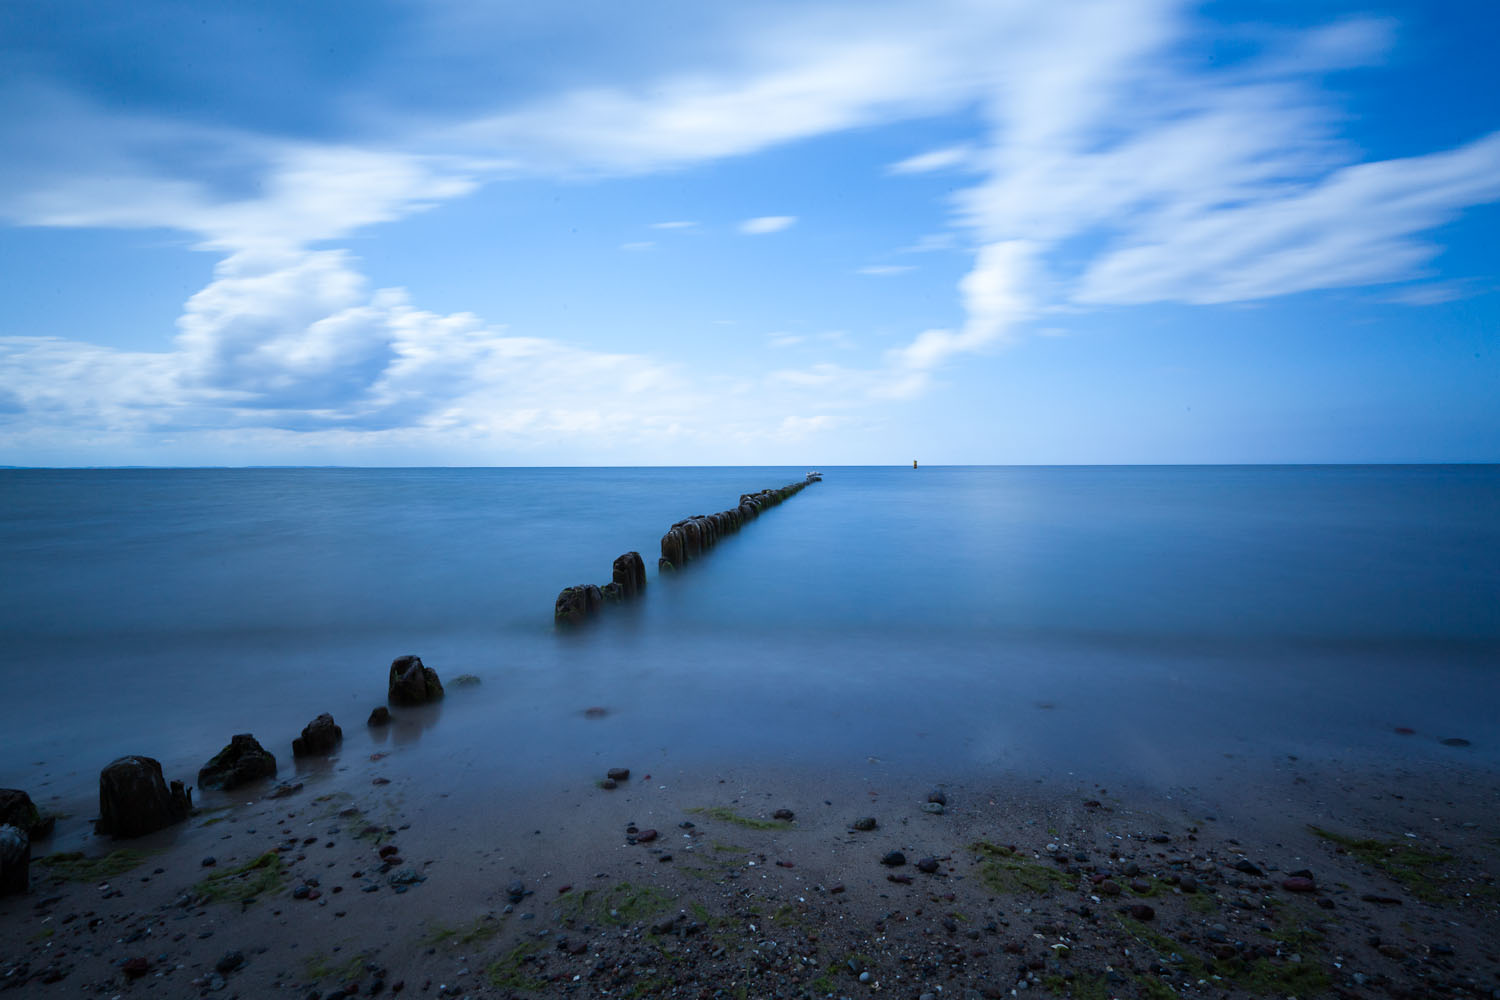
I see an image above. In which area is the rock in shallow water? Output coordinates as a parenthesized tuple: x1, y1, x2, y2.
(292, 713, 343, 757)
(388, 655, 444, 705)
(0, 789, 53, 841)
(0, 824, 28, 896)
(97, 755, 192, 838)
(198, 735, 277, 792)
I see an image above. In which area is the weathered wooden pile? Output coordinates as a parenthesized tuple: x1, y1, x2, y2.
(553, 551, 648, 626)
(553, 476, 816, 627)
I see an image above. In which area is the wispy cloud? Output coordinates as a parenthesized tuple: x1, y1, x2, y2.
(888, 144, 973, 174)
(649, 220, 698, 230)
(740, 215, 797, 235)
(857, 264, 916, 276)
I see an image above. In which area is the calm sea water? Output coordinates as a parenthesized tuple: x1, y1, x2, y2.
(2, 466, 1497, 813)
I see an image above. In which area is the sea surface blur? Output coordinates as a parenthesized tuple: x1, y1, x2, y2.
(3, 466, 1497, 812)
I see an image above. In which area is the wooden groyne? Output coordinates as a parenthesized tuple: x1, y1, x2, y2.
(553, 475, 819, 626)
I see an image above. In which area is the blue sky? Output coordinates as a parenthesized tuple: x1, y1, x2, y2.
(0, 0, 1496, 465)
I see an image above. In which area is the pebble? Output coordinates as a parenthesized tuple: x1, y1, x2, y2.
(1232, 858, 1263, 876)
(852, 817, 878, 831)
(599, 778, 617, 790)
(916, 857, 940, 874)
(606, 767, 631, 781)
(1129, 879, 1152, 894)
(1440, 737, 1471, 747)
(1127, 904, 1155, 921)
(1099, 880, 1122, 896)
(1282, 876, 1316, 893)
(636, 829, 658, 843)
(772, 808, 794, 821)
(201, 856, 217, 867)
(927, 789, 947, 806)
(921, 802, 944, 815)
(215, 951, 245, 974)
(1178, 875, 1198, 893)
(881, 851, 907, 867)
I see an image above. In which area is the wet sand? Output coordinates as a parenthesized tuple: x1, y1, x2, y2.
(4, 741, 1499, 999)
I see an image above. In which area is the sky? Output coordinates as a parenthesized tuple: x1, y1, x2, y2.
(0, 0, 1496, 466)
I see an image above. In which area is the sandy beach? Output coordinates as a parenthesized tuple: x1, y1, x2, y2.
(4, 730, 1498, 1000)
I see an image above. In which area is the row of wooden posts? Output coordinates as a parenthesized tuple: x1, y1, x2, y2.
(553, 476, 819, 626)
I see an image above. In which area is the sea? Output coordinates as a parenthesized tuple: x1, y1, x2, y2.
(2, 465, 1497, 820)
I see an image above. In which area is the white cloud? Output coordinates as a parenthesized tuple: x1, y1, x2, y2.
(650, 220, 698, 229)
(768, 333, 806, 348)
(888, 144, 973, 174)
(740, 215, 797, 235)
(858, 264, 916, 276)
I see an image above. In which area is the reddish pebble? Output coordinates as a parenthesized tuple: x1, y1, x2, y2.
(558, 884, 572, 894)
(122, 957, 150, 979)
(776, 860, 794, 868)
(1283, 876, 1316, 893)
(887, 873, 913, 884)
(1394, 727, 1415, 735)
(307, 888, 321, 900)
(829, 884, 845, 894)
(636, 829, 658, 843)
(372, 777, 391, 785)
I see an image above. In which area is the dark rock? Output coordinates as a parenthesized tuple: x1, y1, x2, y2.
(1232, 858, 1263, 876)
(367, 707, 391, 727)
(852, 817, 878, 831)
(916, 857, 940, 874)
(1440, 737, 1471, 747)
(293, 714, 343, 757)
(266, 782, 303, 799)
(506, 879, 526, 903)
(612, 552, 647, 599)
(637, 829, 658, 843)
(198, 735, 277, 791)
(1178, 875, 1198, 893)
(554, 584, 604, 625)
(387, 655, 444, 705)
(606, 767, 630, 781)
(927, 789, 947, 806)
(0, 789, 54, 840)
(122, 957, 150, 979)
(1282, 876, 1316, 893)
(598, 778, 617, 790)
(1361, 893, 1402, 905)
(600, 581, 624, 603)
(0, 825, 28, 896)
(214, 951, 245, 974)
(772, 809, 794, 821)
(1130, 879, 1152, 894)
(1098, 879, 1122, 896)
(1127, 904, 1155, 921)
(97, 756, 191, 839)
(881, 851, 907, 867)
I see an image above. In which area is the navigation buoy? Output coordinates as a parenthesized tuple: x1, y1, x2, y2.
(913, 460, 918, 469)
